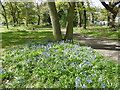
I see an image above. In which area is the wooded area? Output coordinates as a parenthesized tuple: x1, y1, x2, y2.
(0, 1, 119, 40)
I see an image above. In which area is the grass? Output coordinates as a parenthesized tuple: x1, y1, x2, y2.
(1, 40, 119, 88)
(1, 25, 119, 88)
(74, 25, 119, 40)
(1, 25, 53, 50)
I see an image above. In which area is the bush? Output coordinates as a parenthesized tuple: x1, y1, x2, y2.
(1, 41, 119, 88)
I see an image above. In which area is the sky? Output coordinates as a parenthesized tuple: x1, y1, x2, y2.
(2, 0, 105, 8)
(89, 0, 104, 8)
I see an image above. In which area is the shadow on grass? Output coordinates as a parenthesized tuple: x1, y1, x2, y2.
(2, 30, 53, 49)
(81, 31, 119, 40)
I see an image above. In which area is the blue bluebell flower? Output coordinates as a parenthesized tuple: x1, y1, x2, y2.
(101, 83, 107, 87)
(83, 59, 87, 62)
(0, 69, 4, 74)
(91, 74, 94, 76)
(89, 64, 93, 67)
(86, 62, 90, 64)
(104, 60, 111, 61)
(99, 77, 102, 81)
(87, 79, 92, 83)
(76, 77, 80, 81)
(27, 41, 32, 43)
(26, 60, 31, 63)
(82, 84, 87, 88)
(93, 57, 96, 59)
(71, 62, 75, 66)
(75, 81, 79, 87)
(16, 45, 19, 46)
(83, 72, 86, 75)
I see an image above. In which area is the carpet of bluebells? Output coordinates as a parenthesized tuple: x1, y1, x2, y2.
(1, 40, 119, 88)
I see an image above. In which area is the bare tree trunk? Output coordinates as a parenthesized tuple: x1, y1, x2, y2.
(0, 0, 9, 29)
(76, 2, 82, 27)
(81, 2, 87, 29)
(26, 8, 28, 26)
(15, 2, 19, 25)
(64, 2, 75, 40)
(10, 2, 17, 26)
(37, 3, 40, 25)
(24, 3, 28, 27)
(91, 12, 94, 24)
(79, 11, 82, 27)
(37, 15, 40, 25)
(107, 12, 110, 26)
(48, 2, 62, 41)
(109, 13, 117, 29)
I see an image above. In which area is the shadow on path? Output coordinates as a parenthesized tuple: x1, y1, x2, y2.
(72, 32, 120, 64)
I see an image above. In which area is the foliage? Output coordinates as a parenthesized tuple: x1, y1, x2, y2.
(1, 40, 119, 88)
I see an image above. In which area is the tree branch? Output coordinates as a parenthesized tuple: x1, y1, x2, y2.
(100, 2, 116, 14)
(112, 1, 120, 7)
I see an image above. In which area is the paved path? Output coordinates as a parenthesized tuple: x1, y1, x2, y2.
(62, 31, 120, 64)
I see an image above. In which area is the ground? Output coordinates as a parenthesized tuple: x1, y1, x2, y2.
(1, 25, 119, 64)
(73, 32, 119, 64)
(1, 25, 119, 88)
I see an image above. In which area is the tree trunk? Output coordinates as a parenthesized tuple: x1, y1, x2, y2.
(37, 15, 40, 25)
(109, 13, 117, 29)
(107, 12, 110, 26)
(48, 2, 62, 41)
(0, 0, 9, 29)
(26, 8, 28, 26)
(81, 2, 87, 29)
(91, 12, 94, 24)
(77, 2, 82, 27)
(37, 3, 40, 25)
(79, 11, 82, 27)
(83, 8, 87, 29)
(25, 3, 28, 27)
(64, 2, 75, 40)
(10, 2, 17, 26)
(15, 2, 19, 25)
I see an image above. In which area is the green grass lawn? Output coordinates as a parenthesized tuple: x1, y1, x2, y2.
(74, 25, 119, 40)
(1, 25, 119, 88)
(1, 25, 53, 51)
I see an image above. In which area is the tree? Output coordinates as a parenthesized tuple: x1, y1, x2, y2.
(36, 3, 40, 25)
(0, 0, 9, 29)
(81, 2, 87, 29)
(64, 2, 75, 40)
(100, 1, 120, 30)
(76, 2, 83, 27)
(48, 2, 62, 41)
(9, 2, 18, 26)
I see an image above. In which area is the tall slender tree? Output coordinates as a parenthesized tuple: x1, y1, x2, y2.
(9, 2, 17, 26)
(24, 3, 28, 26)
(37, 3, 40, 25)
(76, 2, 82, 27)
(0, 0, 9, 29)
(81, 2, 87, 29)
